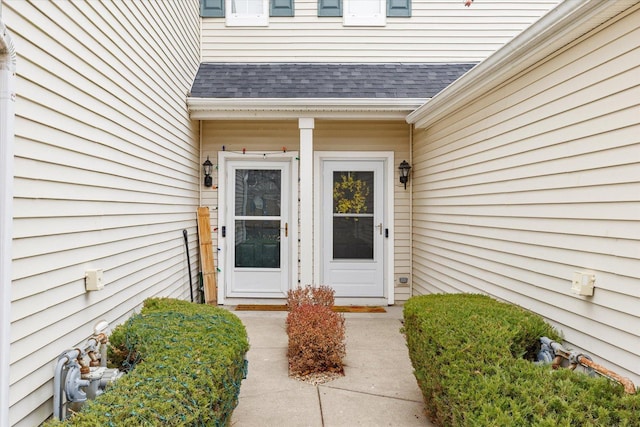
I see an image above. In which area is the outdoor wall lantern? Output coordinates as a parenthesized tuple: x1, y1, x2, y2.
(399, 160, 411, 189)
(203, 156, 213, 187)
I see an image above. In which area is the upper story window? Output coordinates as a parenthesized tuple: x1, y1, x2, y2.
(344, 0, 384, 26)
(227, 0, 269, 26)
(318, 0, 410, 25)
(200, 0, 409, 25)
(200, 0, 294, 24)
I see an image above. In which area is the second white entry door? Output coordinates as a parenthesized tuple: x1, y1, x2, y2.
(321, 160, 385, 297)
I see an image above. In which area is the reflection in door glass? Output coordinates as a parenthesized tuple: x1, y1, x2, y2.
(332, 171, 374, 260)
(235, 220, 281, 268)
(235, 169, 281, 216)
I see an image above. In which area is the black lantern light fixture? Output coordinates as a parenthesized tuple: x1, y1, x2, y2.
(399, 160, 411, 190)
(203, 156, 213, 187)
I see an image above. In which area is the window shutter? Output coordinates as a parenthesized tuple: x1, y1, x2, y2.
(201, 0, 224, 17)
(318, 0, 342, 17)
(387, 0, 410, 17)
(271, 0, 294, 16)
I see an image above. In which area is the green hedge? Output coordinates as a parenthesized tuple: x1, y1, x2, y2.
(403, 294, 639, 426)
(47, 298, 249, 427)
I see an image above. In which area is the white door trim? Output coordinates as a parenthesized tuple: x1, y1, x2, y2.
(314, 151, 395, 305)
(217, 151, 299, 304)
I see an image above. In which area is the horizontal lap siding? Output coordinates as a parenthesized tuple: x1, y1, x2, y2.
(5, 1, 200, 425)
(201, 0, 561, 62)
(201, 120, 411, 302)
(412, 6, 640, 384)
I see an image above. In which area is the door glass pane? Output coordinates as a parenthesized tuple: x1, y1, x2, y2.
(333, 217, 373, 259)
(235, 169, 281, 216)
(332, 171, 374, 260)
(235, 220, 281, 268)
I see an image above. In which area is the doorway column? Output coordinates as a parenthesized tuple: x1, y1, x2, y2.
(298, 118, 314, 286)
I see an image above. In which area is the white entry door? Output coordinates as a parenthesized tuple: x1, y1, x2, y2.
(321, 160, 385, 297)
(225, 160, 291, 298)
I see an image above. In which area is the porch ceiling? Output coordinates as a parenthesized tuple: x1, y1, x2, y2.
(187, 62, 476, 120)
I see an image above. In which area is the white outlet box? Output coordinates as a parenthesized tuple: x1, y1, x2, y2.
(571, 271, 595, 296)
(86, 269, 104, 291)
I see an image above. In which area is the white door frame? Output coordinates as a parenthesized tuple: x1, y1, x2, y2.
(314, 151, 395, 305)
(217, 151, 299, 304)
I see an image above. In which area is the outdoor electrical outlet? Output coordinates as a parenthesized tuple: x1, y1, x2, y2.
(85, 269, 105, 291)
(571, 271, 595, 296)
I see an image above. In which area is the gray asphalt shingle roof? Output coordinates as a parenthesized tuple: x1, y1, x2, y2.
(190, 63, 477, 99)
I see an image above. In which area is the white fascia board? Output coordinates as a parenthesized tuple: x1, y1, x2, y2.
(187, 97, 428, 120)
(407, 0, 639, 129)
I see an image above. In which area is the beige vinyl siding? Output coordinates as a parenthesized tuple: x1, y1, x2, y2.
(411, 5, 640, 384)
(5, 1, 201, 425)
(201, 0, 561, 62)
(201, 120, 412, 302)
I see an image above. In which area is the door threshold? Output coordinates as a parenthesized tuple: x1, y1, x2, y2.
(334, 297, 389, 306)
(221, 297, 287, 306)
(220, 297, 389, 306)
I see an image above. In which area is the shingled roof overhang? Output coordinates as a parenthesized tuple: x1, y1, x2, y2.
(187, 63, 476, 120)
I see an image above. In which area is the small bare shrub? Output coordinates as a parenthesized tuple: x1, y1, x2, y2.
(287, 285, 335, 308)
(286, 304, 346, 376)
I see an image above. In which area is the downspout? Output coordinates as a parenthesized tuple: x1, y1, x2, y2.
(408, 124, 414, 297)
(199, 120, 203, 204)
(197, 119, 203, 303)
(0, 14, 16, 427)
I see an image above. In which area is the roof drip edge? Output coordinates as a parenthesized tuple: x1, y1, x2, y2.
(187, 97, 428, 120)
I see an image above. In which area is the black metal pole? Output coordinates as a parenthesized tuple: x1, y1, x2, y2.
(183, 229, 194, 302)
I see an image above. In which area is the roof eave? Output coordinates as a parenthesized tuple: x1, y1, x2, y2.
(406, 0, 638, 128)
(187, 97, 428, 120)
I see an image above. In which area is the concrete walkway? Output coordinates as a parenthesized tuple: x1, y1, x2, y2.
(229, 306, 432, 427)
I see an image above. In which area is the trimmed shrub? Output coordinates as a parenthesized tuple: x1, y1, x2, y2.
(287, 304, 346, 375)
(46, 298, 249, 427)
(287, 284, 335, 308)
(286, 285, 346, 376)
(403, 294, 640, 426)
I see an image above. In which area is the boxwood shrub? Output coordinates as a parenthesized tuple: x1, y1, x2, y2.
(47, 298, 249, 427)
(403, 294, 639, 426)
